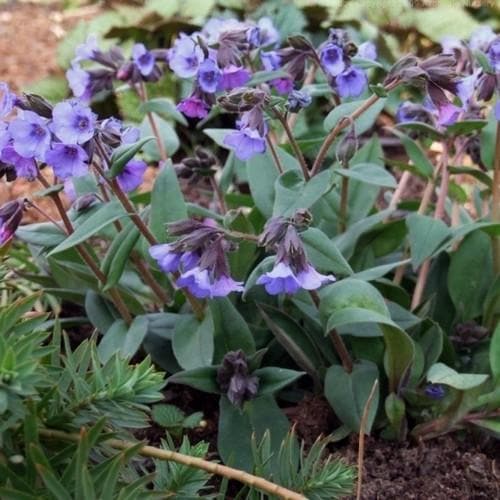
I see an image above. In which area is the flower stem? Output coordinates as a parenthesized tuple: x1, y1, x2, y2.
(310, 80, 400, 177)
(266, 135, 284, 175)
(338, 175, 349, 233)
(209, 175, 227, 214)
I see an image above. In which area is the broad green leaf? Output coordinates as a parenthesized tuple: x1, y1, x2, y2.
(253, 367, 304, 396)
(16, 222, 66, 248)
(427, 363, 488, 390)
(407, 213, 451, 269)
(384, 393, 406, 439)
(204, 128, 235, 148)
(209, 298, 255, 362)
(49, 201, 127, 255)
(446, 120, 488, 135)
(173, 314, 214, 370)
(168, 366, 220, 394)
(326, 308, 398, 332)
(85, 291, 118, 334)
(140, 113, 179, 160)
(382, 324, 415, 393)
(149, 160, 187, 242)
(324, 360, 379, 433)
(334, 163, 397, 188)
(390, 129, 433, 178)
(301, 227, 353, 276)
(471, 418, 500, 438)
(352, 260, 411, 281)
(324, 98, 386, 135)
(448, 166, 492, 188)
(491, 324, 500, 382)
(395, 121, 444, 140)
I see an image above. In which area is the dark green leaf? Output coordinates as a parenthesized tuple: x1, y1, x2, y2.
(253, 367, 304, 396)
(390, 129, 434, 178)
(334, 163, 397, 188)
(108, 137, 154, 177)
(173, 314, 214, 370)
(324, 98, 386, 135)
(168, 367, 220, 394)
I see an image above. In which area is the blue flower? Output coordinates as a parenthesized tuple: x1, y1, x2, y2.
(0, 82, 14, 118)
(219, 65, 251, 90)
(168, 34, 204, 78)
(320, 43, 345, 77)
(436, 102, 462, 126)
(247, 17, 279, 48)
(469, 26, 495, 52)
(261, 50, 281, 71)
(495, 101, 500, 121)
(287, 90, 312, 112)
(8, 111, 51, 159)
(74, 34, 99, 62)
(0, 122, 11, 151)
(177, 267, 243, 298)
(357, 41, 377, 61)
(424, 383, 446, 400)
(456, 73, 477, 110)
(132, 43, 155, 77)
(224, 127, 266, 161)
(177, 95, 210, 119)
(487, 37, 500, 74)
(296, 264, 335, 290)
(45, 143, 88, 179)
(149, 244, 199, 274)
(51, 100, 96, 144)
(0, 146, 37, 180)
(117, 159, 147, 192)
(257, 261, 302, 295)
(335, 66, 367, 98)
(197, 58, 222, 94)
(67, 64, 91, 100)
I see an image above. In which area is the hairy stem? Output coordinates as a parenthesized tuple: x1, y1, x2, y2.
(266, 135, 285, 174)
(39, 428, 307, 500)
(339, 175, 349, 233)
(209, 175, 227, 214)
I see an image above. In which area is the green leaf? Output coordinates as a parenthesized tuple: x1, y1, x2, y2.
(168, 366, 220, 394)
(139, 98, 188, 126)
(273, 169, 334, 217)
(390, 129, 433, 178)
(209, 298, 256, 363)
(324, 360, 379, 433)
(172, 314, 214, 370)
(448, 166, 492, 188)
(395, 121, 444, 141)
(149, 160, 187, 242)
(16, 222, 66, 248)
(108, 137, 154, 177)
(152, 404, 185, 427)
(491, 324, 500, 382)
(427, 363, 488, 390)
(448, 230, 493, 321)
(334, 163, 397, 188)
(324, 98, 386, 135)
(382, 324, 415, 393)
(49, 201, 127, 255)
(301, 227, 353, 276)
(253, 367, 304, 396)
(407, 213, 451, 269)
(140, 113, 179, 161)
(85, 291, 118, 333)
(247, 69, 290, 85)
(480, 112, 496, 169)
(352, 260, 411, 281)
(445, 120, 488, 135)
(326, 308, 398, 332)
(384, 393, 406, 438)
(204, 128, 236, 148)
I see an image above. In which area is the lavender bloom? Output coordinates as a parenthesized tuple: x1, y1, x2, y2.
(297, 264, 335, 290)
(247, 17, 279, 48)
(273, 78, 293, 94)
(64, 179, 77, 202)
(436, 102, 462, 126)
(8, 111, 51, 159)
(469, 26, 496, 52)
(336, 66, 367, 98)
(45, 144, 88, 179)
(0, 200, 24, 247)
(287, 90, 312, 112)
(260, 50, 282, 71)
(425, 384, 446, 400)
(51, 100, 96, 144)
(132, 43, 155, 77)
(116, 159, 147, 192)
(74, 34, 99, 62)
(66, 64, 91, 100)
(495, 101, 500, 121)
(224, 127, 266, 161)
(357, 41, 377, 60)
(487, 37, 500, 73)
(177, 95, 209, 119)
(257, 261, 302, 295)
(0, 146, 37, 180)
(219, 65, 251, 90)
(177, 267, 243, 298)
(168, 34, 204, 78)
(210, 275, 245, 297)
(149, 244, 183, 273)
(198, 59, 222, 93)
(456, 73, 477, 109)
(440, 36, 462, 55)
(0, 122, 10, 151)
(320, 43, 345, 77)
(0, 82, 14, 118)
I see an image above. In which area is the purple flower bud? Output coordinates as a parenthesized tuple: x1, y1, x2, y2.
(424, 383, 446, 400)
(287, 90, 312, 112)
(197, 58, 222, 94)
(487, 37, 500, 74)
(177, 95, 210, 119)
(335, 66, 367, 98)
(223, 127, 266, 161)
(168, 34, 204, 78)
(45, 143, 89, 179)
(0, 82, 15, 118)
(320, 43, 345, 77)
(116, 159, 147, 192)
(8, 110, 51, 159)
(357, 41, 377, 61)
(132, 43, 155, 77)
(51, 100, 96, 144)
(219, 65, 251, 91)
(66, 64, 91, 101)
(0, 199, 24, 247)
(0, 146, 37, 180)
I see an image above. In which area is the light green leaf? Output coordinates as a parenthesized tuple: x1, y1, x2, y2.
(427, 362, 488, 390)
(334, 163, 397, 188)
(173, 314, 214, 370)
(324, 98, 386, 135)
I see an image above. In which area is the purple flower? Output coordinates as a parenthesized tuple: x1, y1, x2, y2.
(45, 143, 88, 179)
(132, 43, 155, 77)
(197, 59, 222, 93)
(168, 34, 204, 78)
(64, 179, 77, 202)
(8, 111, 51, 159)
(0, 82, 14, 118)
(469, 26, 495, 52)
(224, 127, 266, 161)
(210, 275, 245, 297)
(440, 36, 462, 55)
(74, 34, 99, 62)
(66, 64, 91, 100)
(0, 146, 37, 180)
(425, 383, 446, 400)
(296, 264, 335, 290)
(51, 100, 96, 144)
(357, 41, 377, 61)
(456, 73, 477, 110)
(0, 122, 10, 151)
(257, 261, 302, 295)
(272, 78, 293, 94)
(288, 90, 312, 112)
(336, 67, 367, 98)
(0, 200, 24, 247)
(320, 43, 345, 77)
(261, 51, 282, 71)
(219, 65, 251, 90)
(149, 244, 183, 273)
(117, 159, 147, 192)
(495, 100, 500, 121)
(177, 95, 209, 119)
(177, 266, 243, 298)
(247, 17, 279, 48)
(487, 37, 500, 74)
(436, 102, 462, 126)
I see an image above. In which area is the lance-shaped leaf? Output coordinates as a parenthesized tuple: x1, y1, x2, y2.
(108, 136, 154, 177)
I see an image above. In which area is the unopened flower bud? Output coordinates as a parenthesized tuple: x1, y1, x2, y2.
(0, 199, 24, 246)
(291, 209, 313, 228)
(287, 90, 312, 113)
(72, 194, 99, 212)
(336, 124, 358, 167)
(20, 93, 53, 118)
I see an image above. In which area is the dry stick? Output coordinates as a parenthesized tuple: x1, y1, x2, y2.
(273, 109, 309, 180)
(492, 122, 500, 276)
(310, 80, 400, 178)
(38, 428, 306, 500)
(266, 135, 285, 174)
(36, 174, 133, 323)
(356, 379, 379, 500)
(411, 146, 450, 310)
